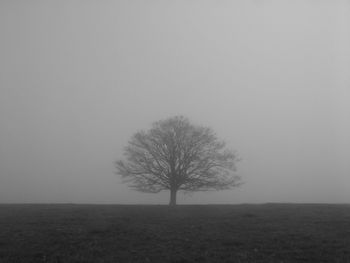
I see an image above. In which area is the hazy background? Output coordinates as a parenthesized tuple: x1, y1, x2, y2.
(0, 0, 349, 204)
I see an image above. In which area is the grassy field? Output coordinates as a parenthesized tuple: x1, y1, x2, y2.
(0, 204, 349, 263)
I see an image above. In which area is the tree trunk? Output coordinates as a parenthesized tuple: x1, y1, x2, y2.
(169, 188, 177, 206)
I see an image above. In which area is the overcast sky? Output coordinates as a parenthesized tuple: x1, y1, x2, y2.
(0, 0, 349, 204)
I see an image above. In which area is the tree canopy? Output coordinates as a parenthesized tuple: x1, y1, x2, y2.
(116, 116, 241, 205)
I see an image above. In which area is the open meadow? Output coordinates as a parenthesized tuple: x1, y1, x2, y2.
(0, 204, 350, 263)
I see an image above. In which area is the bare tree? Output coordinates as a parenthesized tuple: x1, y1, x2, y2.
(116, 116, 241, 206)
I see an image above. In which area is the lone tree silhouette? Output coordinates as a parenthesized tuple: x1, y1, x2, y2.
(116, 116, 241, 206)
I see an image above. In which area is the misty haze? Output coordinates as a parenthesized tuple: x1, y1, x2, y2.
(0, 0, 349, 262)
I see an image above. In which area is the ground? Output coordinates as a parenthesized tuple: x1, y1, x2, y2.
(0, 204, 350, 262)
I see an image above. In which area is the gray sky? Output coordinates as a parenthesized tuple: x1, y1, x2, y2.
(0, 0, 349, 204)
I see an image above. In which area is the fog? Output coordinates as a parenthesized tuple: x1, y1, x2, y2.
(0, 0, 349, 204)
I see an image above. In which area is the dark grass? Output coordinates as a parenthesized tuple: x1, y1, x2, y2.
(1, 204, 350, 262)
